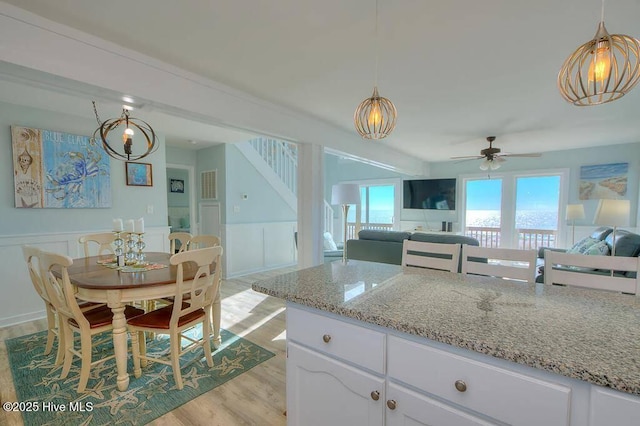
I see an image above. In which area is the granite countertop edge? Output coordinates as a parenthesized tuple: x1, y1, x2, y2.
(251, 283, 640, 396)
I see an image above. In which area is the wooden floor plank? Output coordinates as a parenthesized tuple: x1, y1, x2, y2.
(0, 266, 296, 426)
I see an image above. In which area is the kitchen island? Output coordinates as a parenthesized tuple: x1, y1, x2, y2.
(252, 260, 640, 426)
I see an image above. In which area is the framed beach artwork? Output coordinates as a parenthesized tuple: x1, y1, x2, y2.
(579, 162, 628, 200)
(11, 126, 111, 208)
(126, 162, 153, 187)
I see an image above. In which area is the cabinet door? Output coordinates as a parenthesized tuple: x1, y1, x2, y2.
(385, 383, 495, 426)
(287, 342, 385, 426)
(590, 386, 640, 426)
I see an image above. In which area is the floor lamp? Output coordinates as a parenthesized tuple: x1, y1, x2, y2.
(566, 204, 585, 245)
(331, 183, 361, 263)
(593, 199, 630, 259)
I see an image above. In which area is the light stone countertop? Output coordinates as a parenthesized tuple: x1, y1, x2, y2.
(251, 260, 640, 395)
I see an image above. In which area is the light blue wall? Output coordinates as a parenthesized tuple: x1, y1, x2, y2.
(225, 144, 296, 224)
(166, 146, 197, 166)
(0, 101, 168, 235)
(427, 142, 640, 227)
(167, 168, 189, 207)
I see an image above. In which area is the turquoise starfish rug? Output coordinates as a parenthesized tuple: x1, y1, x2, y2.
(6, 328, 275, 425)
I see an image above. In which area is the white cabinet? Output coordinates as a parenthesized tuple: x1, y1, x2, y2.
(387, 336, 571, 426)
(286, 304, 640, 426)
(287, 342, 385, 426)
(590, 387, 640, 426)
(385, 383, 494, 426)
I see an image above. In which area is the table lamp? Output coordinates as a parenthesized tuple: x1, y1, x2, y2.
(565, 204, 585, 245)
(593, 199, 630, 257)
(331, 183, 361, 262)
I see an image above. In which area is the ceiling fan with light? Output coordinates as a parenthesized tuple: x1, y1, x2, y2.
(450, 136, 541, 170)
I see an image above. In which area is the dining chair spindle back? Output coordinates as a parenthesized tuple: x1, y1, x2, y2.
(39, 250, 144, 392)
(127, 246, 224, 390)
(78, 232, 116, 257)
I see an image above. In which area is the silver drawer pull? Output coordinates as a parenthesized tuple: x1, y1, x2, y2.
(322, 334, 331, 343)
(371, 391, 380, 401)
(455, 380, 467, 392)
(386, 400, 397, 410)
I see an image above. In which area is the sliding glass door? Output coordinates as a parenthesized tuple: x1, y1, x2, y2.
(464, 178, 502, 247)
(464, 170, 566, 249)
(346, 182, 399, 239)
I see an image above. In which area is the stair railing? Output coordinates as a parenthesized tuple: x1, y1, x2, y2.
(249, 138, 297, 195)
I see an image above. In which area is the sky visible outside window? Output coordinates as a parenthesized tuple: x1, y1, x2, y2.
(465, 176, 560, 230)
(347, 185, 394, 224)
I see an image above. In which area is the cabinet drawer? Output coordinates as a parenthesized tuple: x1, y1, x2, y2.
(386, 382, 494, 426)
(287, 306, 385, 374)
(388, 336, 571, 426)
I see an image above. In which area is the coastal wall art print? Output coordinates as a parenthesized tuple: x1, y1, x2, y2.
(11, 126, 111, 208)
(579, 162, 628, 200)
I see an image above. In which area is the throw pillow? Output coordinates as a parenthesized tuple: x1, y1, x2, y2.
(180, 217, 190, 228)
(568, 240, 610, 271)
(567, 237, 598, 254)
(584, 240, 610, 256)
(323, 232, 338, 251)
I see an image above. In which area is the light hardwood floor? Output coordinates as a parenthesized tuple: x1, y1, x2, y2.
(0, 266, 297, 426)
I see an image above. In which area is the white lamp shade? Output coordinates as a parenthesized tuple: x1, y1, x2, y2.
(565, 204, 585, 221)
(331, 184, 361, 205)
(593, 199, 630, 227)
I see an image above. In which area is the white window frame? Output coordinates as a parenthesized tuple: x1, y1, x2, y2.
(345, 178, 403, 231)
(460, 168, 569, 248)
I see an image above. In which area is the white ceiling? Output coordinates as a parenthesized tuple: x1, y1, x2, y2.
(3, 0, 640, 162)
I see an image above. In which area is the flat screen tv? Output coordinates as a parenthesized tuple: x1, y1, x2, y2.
(403, 178, 456, 210)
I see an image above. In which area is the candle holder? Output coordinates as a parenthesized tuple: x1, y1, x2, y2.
(113, 231, 125, 266)
(135, 233, 147, 264)
(125, 233, 137, 265)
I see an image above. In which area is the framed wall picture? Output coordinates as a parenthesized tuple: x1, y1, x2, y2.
(11, 125, 111, 208)
(579, 162, 628, 200)
(126, 162, 153, 187)
(170, 178, 185, 193)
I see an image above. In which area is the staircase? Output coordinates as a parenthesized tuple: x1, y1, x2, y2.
(236, 137, 334, 235)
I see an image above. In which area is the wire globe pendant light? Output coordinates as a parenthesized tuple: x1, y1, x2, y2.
(91, 101, 158, 161)
(558, 0, 640, 106)
(354, 0, 397, 139)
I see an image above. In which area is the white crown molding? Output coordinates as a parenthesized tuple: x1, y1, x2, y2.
(0, 2, 424, 175)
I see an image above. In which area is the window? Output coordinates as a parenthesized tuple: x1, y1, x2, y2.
(345, 180, 401, 239)
(463, 170, 567, 249)
(465, 178, 502, 247)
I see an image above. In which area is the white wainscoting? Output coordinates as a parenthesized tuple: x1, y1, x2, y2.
(0, 226, 170, 327)
(224, 221, 297, 278)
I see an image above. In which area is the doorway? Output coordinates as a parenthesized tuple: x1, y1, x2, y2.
(166, 163, 197, 235)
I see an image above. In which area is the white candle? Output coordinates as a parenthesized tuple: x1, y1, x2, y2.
(135, 218, 145, 234)
(125, 219, 134, 233)
(113, 218, 123, 232)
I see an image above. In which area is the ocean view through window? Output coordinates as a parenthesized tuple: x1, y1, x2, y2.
(347, 184, 396, 238)
(464, 173, 563, 249)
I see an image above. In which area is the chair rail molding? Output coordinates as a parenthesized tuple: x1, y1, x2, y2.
(0, 226, 170, 327)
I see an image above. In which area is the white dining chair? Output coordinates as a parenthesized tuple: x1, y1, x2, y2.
(128, 246, 223, 389)
(22, 246, 64, 365)
(186, 234, 221, 250)
(169, 232, 192, 254)
(461, 245, 537, 283)
(78, 232, 115, 257)
(544, 250, 640, 295)
(39, 249, 145, 392)
(401, 240, 460, 273)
